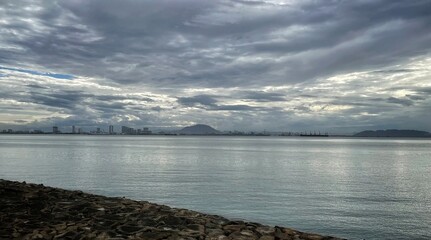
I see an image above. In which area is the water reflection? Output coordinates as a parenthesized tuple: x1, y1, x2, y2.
(0, 135, 430, 239)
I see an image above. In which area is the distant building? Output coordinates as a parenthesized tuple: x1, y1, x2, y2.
(121, 126, 140, 135)
(122, 126, 134, 135)
(78, 128, 82, 134)
(72, 125, 76, 134)
(109, 125, 114, 134)
(97, 128, 101, 134)
(142, 127, 152, 135)
(53, 126, 59, 134)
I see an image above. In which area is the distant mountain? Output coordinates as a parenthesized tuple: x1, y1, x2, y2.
(353, 129, 431, 137)
(178, 124, 220, 135)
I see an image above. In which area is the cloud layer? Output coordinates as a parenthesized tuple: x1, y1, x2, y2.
(1, 0, 430, 133)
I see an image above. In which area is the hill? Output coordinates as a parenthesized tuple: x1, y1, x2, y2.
(178, 124, 220, 135)
(353, 129, 431, 137)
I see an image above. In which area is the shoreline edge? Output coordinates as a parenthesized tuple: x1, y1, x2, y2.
(0, 179, 344, 240)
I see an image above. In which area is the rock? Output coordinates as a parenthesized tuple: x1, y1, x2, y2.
(300, 233, 326, 240)
(205, 220, 221, 229)
(187, 224, 205, 234)
(228, 231, 258, 240)
(222, 224, 243, 233)
(117, 224, 142, 234)
(95, 232, 110, 239)
(178, 229, 201, 238)
(259, 236, 275, 240)
(205, 235, 228, 240)
(138, 231, 173, 239)
(274, 227, 292, 240)
(240, 229, 256, 237)
(256, 226, 274, 235)
(161, 215, 184, 226)
(206, 229, 225, 237)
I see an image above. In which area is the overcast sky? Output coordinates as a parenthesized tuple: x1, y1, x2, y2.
(1, 0, 430, 133)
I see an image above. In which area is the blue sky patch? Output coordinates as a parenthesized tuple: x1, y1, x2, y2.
(0, 66, 75, 80)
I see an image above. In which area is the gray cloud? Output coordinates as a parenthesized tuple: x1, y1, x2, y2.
(0, 0, 431, 133)
(240, 91, 287, 102)
(416, 87, 431, 94)
(387, 97, 414, 106)
(2, 0, 430, 87)
(177, 94, 264, 111)
(95, 95, 154, 102)
(177, 95, 218, 107)
(212, 104, 262, 111)
(406, 94, 426, 101)
(26, 84, 48, 89)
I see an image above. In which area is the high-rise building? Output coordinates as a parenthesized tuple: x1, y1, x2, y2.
(53, 126, 59, 134)
(142, 127, 152, 135)
(122, 126, 130, 134)
(72, 125, 76, 134)
(109, 125, 114, 134)
(121, 126, 135, 135)
(97, 128, 101, 134)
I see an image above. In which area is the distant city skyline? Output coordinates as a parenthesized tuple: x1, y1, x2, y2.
(1, 1, 430, 134)
(1, 123, 334, 136)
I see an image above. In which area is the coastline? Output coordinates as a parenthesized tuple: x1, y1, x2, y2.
(0, 179, 343, 240)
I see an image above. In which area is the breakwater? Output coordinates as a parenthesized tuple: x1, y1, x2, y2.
(0, 179, 342, 240)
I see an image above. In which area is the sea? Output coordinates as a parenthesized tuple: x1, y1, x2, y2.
(0, 135, 430, 239)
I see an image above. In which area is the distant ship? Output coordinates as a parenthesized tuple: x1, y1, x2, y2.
(299, 131, 329, 137)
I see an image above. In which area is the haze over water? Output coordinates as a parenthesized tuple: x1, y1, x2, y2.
(1, 135, 430, 239)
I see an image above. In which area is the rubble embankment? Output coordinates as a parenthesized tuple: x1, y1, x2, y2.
(0, 179, 344, 240)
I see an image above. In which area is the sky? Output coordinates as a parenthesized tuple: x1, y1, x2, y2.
(0, 0, 430, 134)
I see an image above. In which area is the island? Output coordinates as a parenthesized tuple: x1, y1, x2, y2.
(0, 179, 342, 240)
(178, 124, 221, 135)
(353, 129, 431, 138)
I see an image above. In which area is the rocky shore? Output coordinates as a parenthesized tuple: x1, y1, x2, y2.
(0, 179, 343, 240)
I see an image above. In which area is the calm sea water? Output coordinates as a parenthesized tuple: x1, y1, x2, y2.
(0, 135, 430, 239)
